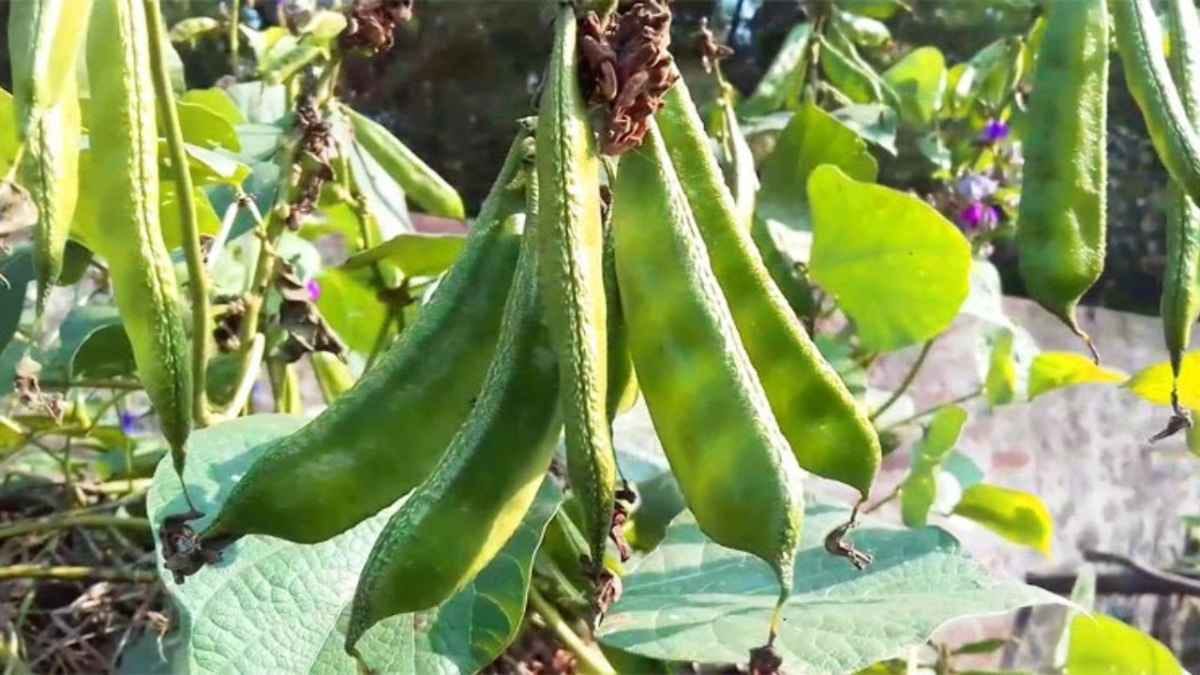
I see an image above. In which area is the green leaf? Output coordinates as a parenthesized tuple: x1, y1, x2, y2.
(0, 90, 20, 174)
(739, 23, 812, 116)
(831, 103, 898, 155)
(1125, 351, 1200, 409)
(820, 34, 888, 106)
(1028, 352, 1127, 399)
(1066, 614, 1183, 675)
(181, 88, 246, 127)
(169, 17, 221, 45)
(598, 502, 1063, 671)
(160, 182, 222, 251)
(224, 82, 289, 126)
(172, 144, 251, 186)
(900, 405, 967, 527)
(147, 415, 563, 675)
(952, 483, 1053, 556)
(882, 47, 947, 127)
(175, 101, 241, 152)
(315, 267, 394, 355)
(807, 165, 971, 351)
(46, 305, 135, 380)
(0, 247, 34, 353)
(836, 0, 910, 20)
(968, 37, 1025, 113)
(942, 451, 984, 492)
(0, 337, 30, 398)
(952, 638, 1008, 656)
(985, 328, 1017, 406)
(758, 104, 878, 232)
(945, 63, 977, 117)
(341, 233, 466, 279)
(834, 10, 890, 47)
(344, 133, 414, 237)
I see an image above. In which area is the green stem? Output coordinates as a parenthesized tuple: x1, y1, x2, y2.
(0, 513, 151, 541)
(527, 587, 616, 675)
(144, 0, 213, 427)
(228, 0, 240, 78)
(0, 564, 156, 583)
(880, 388, 983, 432)
(869, 339, 936, 422)
(36, 378, 142, 391)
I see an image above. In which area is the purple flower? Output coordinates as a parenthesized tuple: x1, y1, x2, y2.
(980, 119, 1009, 144)
(119, 411, 139, 435)
(955, 174, 998, 201)
(306, 278, 321, 302)
(958, 201, 999, 233)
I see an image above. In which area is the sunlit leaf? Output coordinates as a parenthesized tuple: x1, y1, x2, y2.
(739, 23, 812, 116)
(952, 483, 1053, 556)
(181, 88, 246, 127)
(831, 103, 898, 155)
(985, 328, 1017, 406)
(808, 165, 971, 351)
(1066, 614, 1183, 675)
(1125, 351, 1200, 409)
(341, 232, 465, 279)
(900, 405, 967, 527)
(882, 47, 947, 127)
(1028, 352, 1127, 399)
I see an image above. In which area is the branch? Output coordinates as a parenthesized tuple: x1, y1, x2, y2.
(144, 0, 213, 426)
(0, 564, 157, 583)
(527, 587, 616, 675)
(1081, 549, 1200, 594)
(870, 339, 936, 422)
(0, 513, 151, 541)
(1026, 571, 1200, 596)
(880, 388, 983, 432)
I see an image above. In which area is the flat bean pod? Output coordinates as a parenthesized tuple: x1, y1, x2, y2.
(195, 133, 529, 548)
(536, 5, 616, 572)
(613, 121, 802, 616)
(1016, 0, 1107, 357)
(346, 169, 560, 655)
(656, 80, 880, 498)
(86, 0, 193, 473)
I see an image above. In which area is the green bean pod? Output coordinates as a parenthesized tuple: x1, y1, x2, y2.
(536, 5, 616, 572)
(344, 104, 466, 221)
(86, 0, 193, 472)
(1112, 0, 1200, 212)
(603, 223, 636, 421)
(613, 121, 802, 616)
(311, 351, 357, 403)
(9, 0, 90, 311)
(657, 80, 881, 499)
(345, 172, 560, 655)
(196, 133, 529, 548)
(1162, 0, 1200, 411)
(1016, 0, 1107, 358)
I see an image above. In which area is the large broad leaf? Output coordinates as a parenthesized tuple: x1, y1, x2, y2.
(740, 23, 812, 116)
(172, 101, 241, 152)
(180, 88, 246, 127)
(951, 483, 1053, 556)
(147, 415, 562, 675)
(1126, 351, 1200, 409)
(1027, 352, 1127, 399)
(45, 305, 136, 380)
(341, 233, 466, 279)
(900, 405, 967, 527)
(882, 47, 947, 127)
(316, 267, 395, 355)
(598, 503, 1062, 673)
(807, 165, 971, 352)
(758, 103, 878, 233)
(1066, 614, 1183, 675)
(0, 247, 34, 353)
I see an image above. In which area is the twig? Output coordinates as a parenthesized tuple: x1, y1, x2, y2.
(0, 565, 157, 583)
(145, 0, 213, 427)
(527, 587, 616, 675)
(870, 339, 936, 422)
(861, 486, 899, 515)
(37, 379, 141, 391)
(228, 0, 241, 78)
(1026, 571, 1200, 596)
(0, 513, 151, 541)
(1081, 549, 1200, 594)
(880, 389, 983, 432)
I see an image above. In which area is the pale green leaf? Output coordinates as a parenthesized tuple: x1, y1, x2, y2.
(952, 483, 1053, 556)
(316, 267, 394, 355)
(341, 233, 466, 279)
(883, 47, 947, 126)
(181, 88, 246, 127)
(831, 103, 898, 155)
(900, 405, 968, 527)
(0, 247, 34, 353)
(598, 502, 1063, 672)
(739, 23, 812, 116)
(834, 10, 891, 47)
(807, 165, 971, 351)
(1066, 614, 1183, 675)
(1028, 352, 1127, 399)
(175, 100, 241, 152)
(147, 416, 562, 675)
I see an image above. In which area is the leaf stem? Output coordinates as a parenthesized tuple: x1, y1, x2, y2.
(880, 388, 983, 432)
(228, 0, 240, 78)
(0, 564, 156, 583)
(527, 587, 616, 675)
(37, 378, 142, 391)
(869, 339, 936, 422)
(144, 0, 214, 427)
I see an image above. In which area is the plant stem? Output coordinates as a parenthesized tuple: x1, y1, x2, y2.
(881, 388, 983, 432)
(527, 587, 615, 675)
(0, 564, 157, 583)
(144, 0, 213, 427)
(37, 379, 142, 391)
(861, 486, 898, 515)
(0, 513, 151, 541)
(870, 339, 936, 422)
(228, 0, 240, 78)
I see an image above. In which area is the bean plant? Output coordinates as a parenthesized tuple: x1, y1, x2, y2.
(0, 0, 1195, 673)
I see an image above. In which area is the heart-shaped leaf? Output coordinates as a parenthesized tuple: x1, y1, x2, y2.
(598, 502, 1062, 673)
(147, 415, 562, 675)
(882, 47, 947, 127)
(808, 165, 971, 351)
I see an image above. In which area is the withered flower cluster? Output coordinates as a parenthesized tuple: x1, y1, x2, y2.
(340, 0, 415, 55)
(579, 0, 679, 155)
(286, 99, 336, 230)
(275, 263, 347, 363)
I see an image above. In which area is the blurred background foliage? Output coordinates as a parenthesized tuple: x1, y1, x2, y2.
(0, 0, 1171, 316)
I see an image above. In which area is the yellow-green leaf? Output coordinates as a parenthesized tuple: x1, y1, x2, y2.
(900, 405, 967, 528)
(985, 328, 1017, 406)
(1067, 613, 1183, 675)
(952, 483, 1053, 556)
(1028, 352, 1127, 399)
(882, 46, 947, 126)
(1125, 351, 1200, 409)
